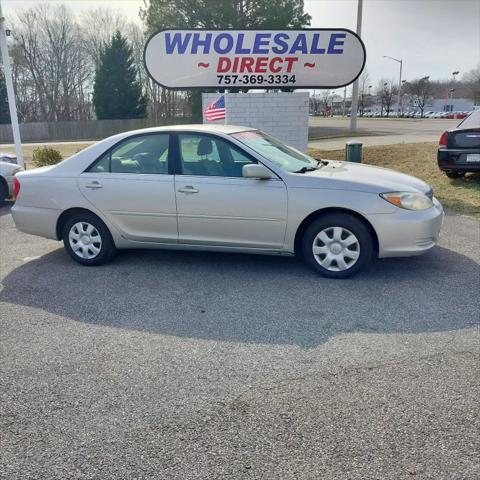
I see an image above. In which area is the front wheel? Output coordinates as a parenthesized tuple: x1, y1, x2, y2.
(301, 214, 374, 279)
(62, 212, 116, 266)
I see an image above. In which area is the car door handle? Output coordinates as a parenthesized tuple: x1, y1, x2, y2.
(85, 181, 103, 189)
(178, 186, 199, 194)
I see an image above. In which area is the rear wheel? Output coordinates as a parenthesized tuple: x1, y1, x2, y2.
(62, 212, 116, 266)
(444, 170, 465, 179)
(301, 214, 373, 279)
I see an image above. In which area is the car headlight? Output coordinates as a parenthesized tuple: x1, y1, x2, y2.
(380, 192, 433, 210)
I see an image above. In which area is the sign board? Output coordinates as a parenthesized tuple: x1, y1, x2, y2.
(144, 29, 366, 89)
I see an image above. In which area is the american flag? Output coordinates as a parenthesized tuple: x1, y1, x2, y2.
(204, 95, 226, 122)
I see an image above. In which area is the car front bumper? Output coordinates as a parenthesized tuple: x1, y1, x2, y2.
(367, 197, 444, 258)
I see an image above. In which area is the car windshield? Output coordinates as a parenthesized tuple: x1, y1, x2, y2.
(231, 130, 319, 173)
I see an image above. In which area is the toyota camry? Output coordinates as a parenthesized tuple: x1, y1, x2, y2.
(12, 125, 443, 278)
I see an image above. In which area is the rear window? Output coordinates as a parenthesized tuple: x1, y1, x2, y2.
(451, 131, 480, 149)
(457, 109, 480, 129)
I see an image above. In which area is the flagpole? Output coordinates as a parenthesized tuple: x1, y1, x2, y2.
(224, 90, 228, 125)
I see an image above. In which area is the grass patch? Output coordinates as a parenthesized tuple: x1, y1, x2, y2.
(2, 143, 91, 166)
(309, 142, 480, 217)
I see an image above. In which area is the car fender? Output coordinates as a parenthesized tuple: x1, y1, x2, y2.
(283, 187, 395, 252)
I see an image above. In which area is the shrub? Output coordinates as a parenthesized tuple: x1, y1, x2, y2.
(32, 146, 63, 167)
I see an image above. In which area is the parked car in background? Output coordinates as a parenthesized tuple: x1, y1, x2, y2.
(0, 153, 18, 164)
(438, 109, 480, 178)
(12, 125, 443, 278)
(0, 160, 23, 206)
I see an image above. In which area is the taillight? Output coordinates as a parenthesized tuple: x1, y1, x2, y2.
(439, 131, 447, 149)
(13, 177, 20, 199)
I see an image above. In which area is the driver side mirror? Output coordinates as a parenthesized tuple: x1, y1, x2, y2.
(242, 164, 276, 180)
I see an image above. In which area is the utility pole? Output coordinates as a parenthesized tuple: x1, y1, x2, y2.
(383, 56, 403, 116)
(0, 0, 23, 167)
(349, 0, 363, 131)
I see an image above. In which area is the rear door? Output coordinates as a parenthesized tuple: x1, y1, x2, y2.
(173, 132, 288, 249)
(78, 133, 178, 243)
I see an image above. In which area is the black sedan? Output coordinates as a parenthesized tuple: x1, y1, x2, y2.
(438, 109, 480, 178)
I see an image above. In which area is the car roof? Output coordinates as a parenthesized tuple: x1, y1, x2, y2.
(117, 124, 256, 136)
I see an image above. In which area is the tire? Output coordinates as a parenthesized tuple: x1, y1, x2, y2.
(301, 213, 373, 279)
(444, 170, 465, 179)
(62, 212, 116, 266)
(0, 178, 7, 207)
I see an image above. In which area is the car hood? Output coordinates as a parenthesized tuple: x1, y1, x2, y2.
(295, 160, 431, 194)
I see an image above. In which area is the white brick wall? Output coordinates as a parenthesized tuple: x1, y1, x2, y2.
(202, 92, 309, 152)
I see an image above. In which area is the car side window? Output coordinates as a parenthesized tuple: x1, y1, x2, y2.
(178, 133, 256, 177)
(88, 152, 109, 173)
(87, 134, 170, 174)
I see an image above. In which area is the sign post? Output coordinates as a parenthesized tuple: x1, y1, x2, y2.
(350, 0, 363, 131)
(144, 29, 366, 90)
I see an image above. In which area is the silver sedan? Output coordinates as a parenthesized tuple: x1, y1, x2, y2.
(12, 125, 443, 278)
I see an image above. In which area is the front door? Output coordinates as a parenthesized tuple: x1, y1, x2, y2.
(78, 133, 178, 243)
(174, 133, 287, 249)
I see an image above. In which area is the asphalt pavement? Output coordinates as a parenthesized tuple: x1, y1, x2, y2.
(0, 202, 479, 479)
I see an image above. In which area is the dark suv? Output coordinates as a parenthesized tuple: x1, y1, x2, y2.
(438, 109, 480, 178)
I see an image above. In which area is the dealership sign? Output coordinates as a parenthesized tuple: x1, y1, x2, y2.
(144, 29, 366, 89)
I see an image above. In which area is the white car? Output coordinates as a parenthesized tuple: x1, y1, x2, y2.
(0, 159, 23, 206)
(12, 125, 444, 278)
(0, 152, 18, 164)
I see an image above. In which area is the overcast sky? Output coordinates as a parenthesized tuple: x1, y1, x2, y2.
(4, 0, 479, 94)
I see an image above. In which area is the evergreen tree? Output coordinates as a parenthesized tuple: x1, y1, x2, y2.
(0, 73, 11, 125)
(93, 31, 147, 119)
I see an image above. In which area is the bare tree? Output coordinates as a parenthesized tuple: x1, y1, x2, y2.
(404, 77, 432, 117)
(10, 42, 41, 122)
(126, 21, 190, 119)
(12, 4, 91, 121)
(319, 89, 332, 116)
(8, 4, 191, 123)
(358, 70, 370, 116)
(80, 8, 129, 68)
(376, 80, 396, 117)
(462, 66, 480, 105)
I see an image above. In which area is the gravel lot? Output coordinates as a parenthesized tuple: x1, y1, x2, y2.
(1, 202, 479, 479)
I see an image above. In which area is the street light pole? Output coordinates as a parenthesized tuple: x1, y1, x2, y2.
(0, 0, 23, 167)
(349, 0, 363, 131)
(383, 55, 403, 116)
